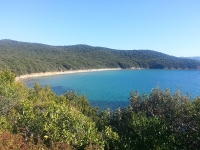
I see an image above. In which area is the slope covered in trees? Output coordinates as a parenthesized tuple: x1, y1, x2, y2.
(0, 39, 200, 75)
(0, 70, 200, 149)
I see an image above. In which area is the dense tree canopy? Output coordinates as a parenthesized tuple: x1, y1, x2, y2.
(0, 39, 200, 75)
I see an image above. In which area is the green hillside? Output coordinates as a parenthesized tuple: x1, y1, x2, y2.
(0, 39, 200, 75)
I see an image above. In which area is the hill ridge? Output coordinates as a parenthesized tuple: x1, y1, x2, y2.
(0, 39, 200, 75)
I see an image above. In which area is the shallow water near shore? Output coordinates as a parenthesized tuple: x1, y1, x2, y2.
(24, 69, 200, 110)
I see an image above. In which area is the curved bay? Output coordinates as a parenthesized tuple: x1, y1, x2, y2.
(24, 69, 200, 110)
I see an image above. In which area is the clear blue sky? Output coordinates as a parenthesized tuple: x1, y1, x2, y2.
(0, 0, 199, 57)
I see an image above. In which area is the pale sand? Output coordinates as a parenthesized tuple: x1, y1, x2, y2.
(15, 68, 122, 82)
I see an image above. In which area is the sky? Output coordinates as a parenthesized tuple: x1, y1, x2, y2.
(0, 0, 199, 57)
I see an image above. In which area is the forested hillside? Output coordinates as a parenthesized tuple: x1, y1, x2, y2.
(1, 39, 200, 75)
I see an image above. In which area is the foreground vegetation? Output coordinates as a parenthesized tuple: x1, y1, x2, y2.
(1, 39, 200, 76)
(1, 70, 200, 149)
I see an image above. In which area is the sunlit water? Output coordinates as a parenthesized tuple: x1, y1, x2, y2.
(24, 69, 200, 110)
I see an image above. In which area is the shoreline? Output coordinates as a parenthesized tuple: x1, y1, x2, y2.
(15, 67, 197, 82)
(15, 68, 123, 82)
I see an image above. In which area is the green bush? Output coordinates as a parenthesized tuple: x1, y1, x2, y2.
(0, 70, 200, 149)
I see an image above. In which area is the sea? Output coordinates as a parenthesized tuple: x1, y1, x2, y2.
(24, 69, 200, 111)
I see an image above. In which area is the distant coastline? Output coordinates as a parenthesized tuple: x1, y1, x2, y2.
(15, 68, 123, 82)
(2, 40, 200, 76)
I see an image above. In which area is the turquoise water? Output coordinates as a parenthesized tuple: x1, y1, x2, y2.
(24, 70, 200, 110)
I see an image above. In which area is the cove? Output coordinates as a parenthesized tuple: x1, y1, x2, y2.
(24, 69, 200, 110)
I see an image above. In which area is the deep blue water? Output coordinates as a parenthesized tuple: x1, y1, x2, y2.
(24, 70, 200, 110)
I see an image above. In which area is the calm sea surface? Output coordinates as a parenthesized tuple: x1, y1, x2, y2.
(24, 70, 200, 110)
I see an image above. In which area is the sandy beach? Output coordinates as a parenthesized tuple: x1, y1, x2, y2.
(15, 68, 122, 82)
